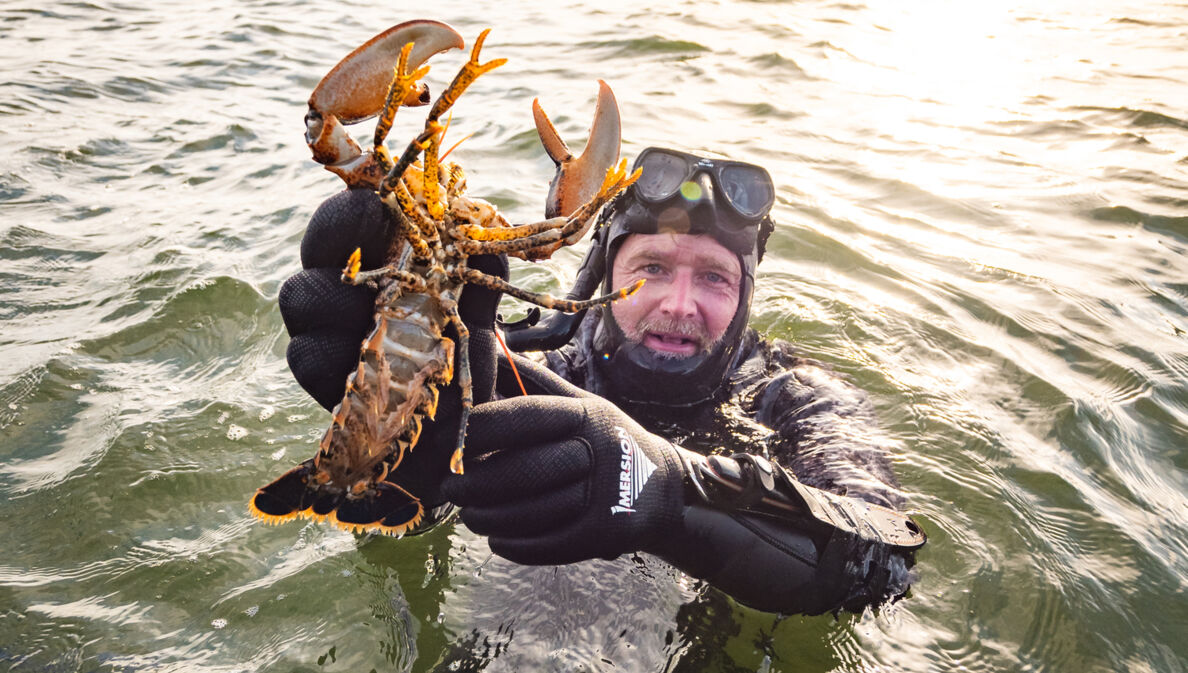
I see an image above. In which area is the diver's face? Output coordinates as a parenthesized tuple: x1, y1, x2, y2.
(610, 233, 742, 359)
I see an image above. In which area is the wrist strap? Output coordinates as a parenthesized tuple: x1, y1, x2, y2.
(677, 448, 926, 551)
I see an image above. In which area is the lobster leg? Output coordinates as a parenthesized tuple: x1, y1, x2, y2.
(373, 42, 431, 170)
(522, 160, 641, 259)
(381, 181, 437, 258)
(458, 223, 610, 257)
(423, 29, 505, 221)
(422, 129, 447, 221)
(381, 121, 443, 205)
(346, 258, 428, 292)
(457, 216, 568, 242)
(427, 29, 507, 124)
(380, 29, 506, 224)
(456, 161, 640, 258)
(380, 29, 505, 209)
(458, 268, 644, 313)
(445, 163, 466, 197)
(441, 297, 470, 475)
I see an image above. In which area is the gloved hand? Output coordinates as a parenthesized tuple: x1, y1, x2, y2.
(440, 355, 919, 614)
(278, 187, 506, 508)
(440, 391, 687, 565)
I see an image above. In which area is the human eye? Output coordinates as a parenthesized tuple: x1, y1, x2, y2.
(642, 262, 664, 275)
(702, 270, 730, 286)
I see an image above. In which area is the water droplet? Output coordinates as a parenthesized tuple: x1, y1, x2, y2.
(226, 425, 247, 440)
(258, 406, 275, 421)
(211, 618, 227, 629)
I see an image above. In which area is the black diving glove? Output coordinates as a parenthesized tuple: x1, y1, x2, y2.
(278, 187, 506, 508)
(440, 391, 686, 565)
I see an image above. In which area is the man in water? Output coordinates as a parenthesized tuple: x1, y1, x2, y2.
(280, 147, 923, 615)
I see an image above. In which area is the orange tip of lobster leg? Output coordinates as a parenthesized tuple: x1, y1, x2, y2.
(343, 247, 362, 282)
(621, 279, 645, 298)
(449, 448, 464, 475)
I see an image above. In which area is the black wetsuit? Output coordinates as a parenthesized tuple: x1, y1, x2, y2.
(537, 309, 913, 613)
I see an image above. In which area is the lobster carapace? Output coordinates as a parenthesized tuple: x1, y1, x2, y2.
(249, 21, 642, 536)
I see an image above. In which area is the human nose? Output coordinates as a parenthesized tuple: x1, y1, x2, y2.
(658, 270, 697, 318)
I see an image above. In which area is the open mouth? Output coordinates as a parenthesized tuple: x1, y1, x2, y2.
(643, 331, 701, 355)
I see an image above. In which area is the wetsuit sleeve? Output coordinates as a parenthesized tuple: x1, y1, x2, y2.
(650, 503, 913, 615)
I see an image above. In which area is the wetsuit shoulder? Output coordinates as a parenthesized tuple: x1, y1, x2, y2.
(738, 337, 904, 509)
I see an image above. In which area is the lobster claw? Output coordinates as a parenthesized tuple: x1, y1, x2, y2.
(305, 20, 465, 185)
(534, 79, 623, 219)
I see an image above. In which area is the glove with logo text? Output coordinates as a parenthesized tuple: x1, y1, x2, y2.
(440, 393, 686, 565)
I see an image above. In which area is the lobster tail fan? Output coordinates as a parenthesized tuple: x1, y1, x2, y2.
(332, 481, 424, 536)
(249, 460, 319, 524)
(249, 460, 423, 535)
(309, 489, 343, 519)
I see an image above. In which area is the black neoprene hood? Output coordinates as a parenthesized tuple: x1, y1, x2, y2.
(590, 148, 775, 409)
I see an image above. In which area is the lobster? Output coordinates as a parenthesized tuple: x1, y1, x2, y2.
(249, 21, 642, 536)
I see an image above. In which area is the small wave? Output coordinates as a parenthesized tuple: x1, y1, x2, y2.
(1108, 16, 1180, 28)
(579, 36, 709, 57)
(27, 593, 152, 627)
(727, 101, 804, 120)
(169, 124, 262, 158)
(1086, 205, 1188, 240)
(101, 75, 171, 104)
(748, 52, 809, 77)
(0, 224, 105, 263)
(1076, 105, 1188, 131)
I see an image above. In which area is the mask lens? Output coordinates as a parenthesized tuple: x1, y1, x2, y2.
(635, 151, 690, 201)
(719, 164, 774, 218)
